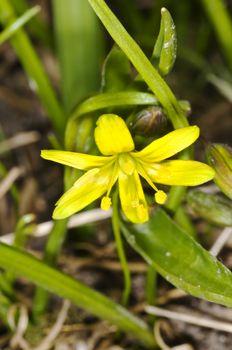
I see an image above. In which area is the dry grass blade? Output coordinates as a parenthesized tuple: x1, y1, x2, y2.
(32, 300, 70, 350)
(154, 320, 194, 350)
(0, 208, 112, 244)
(0, 131, 40, 155)
(210, 227, 232, 256)
(146, 305, 232, 333)
(0, 167, 24, 199)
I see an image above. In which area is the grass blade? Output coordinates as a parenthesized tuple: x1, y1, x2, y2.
(0, 0, 65, 136)
(53, 0, 103, 112)
(0, 242, 155, 347)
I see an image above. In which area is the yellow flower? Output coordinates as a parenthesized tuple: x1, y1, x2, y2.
(41, 114, 214, 224)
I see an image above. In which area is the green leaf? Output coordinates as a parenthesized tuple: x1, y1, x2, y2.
(152, 8, 177, 76)
(101, 45, 132, 93)
(122, 208, 232, 307)
(187, 190, 232, 227)
(0, 0, 65, 136)
(0, 242, 155, 347)
(53, 0, 103, 112)
(206, 142, 232, 200)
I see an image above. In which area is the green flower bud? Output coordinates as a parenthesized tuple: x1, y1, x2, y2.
(206, 143, 232, 200)
(187, 190, 232, 227)
(132, 106, 167, 136)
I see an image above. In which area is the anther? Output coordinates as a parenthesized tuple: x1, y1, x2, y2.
(101, 196, 112, 210)
(155, 190, 167, 204)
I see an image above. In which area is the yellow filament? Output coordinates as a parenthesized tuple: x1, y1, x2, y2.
(136, 161, 167, 205)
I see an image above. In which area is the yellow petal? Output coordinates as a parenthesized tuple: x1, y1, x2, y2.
(94, 114, 134, 155)
(41, 150, 112, 170)
(53, 165, 117, 219)
(118, 170, 149, 224)
(133, 126, 199, 162)
(146, 160, 215, 186)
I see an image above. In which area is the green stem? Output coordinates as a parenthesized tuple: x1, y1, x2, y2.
(112, 191, 131, 306)
(165, 186, 187, 212)
(0, 0, 65, 137)
(201, 0, 232, 71)
(145, 266, 157, 306)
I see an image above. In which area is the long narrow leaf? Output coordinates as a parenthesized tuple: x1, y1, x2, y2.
(0, 242, 155, 347)
(0, 0, 65, 136)
(53, 0, 103, 112)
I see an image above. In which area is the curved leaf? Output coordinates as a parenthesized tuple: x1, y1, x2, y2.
(122, 208, 232, 307)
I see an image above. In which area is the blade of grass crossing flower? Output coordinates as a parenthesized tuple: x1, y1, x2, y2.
(0, 0, 65, 137)
(0, 5, 40, 45)
(0, 242, 155, 347)
(87, 0, 188, 129)
(53, 0, 103, 112)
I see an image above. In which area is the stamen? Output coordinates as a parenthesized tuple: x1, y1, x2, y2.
(101, 162, 118, 211)
(101, 196, 112, 210)
(136, 161, 167, 205)
(155, 190, 167, 204)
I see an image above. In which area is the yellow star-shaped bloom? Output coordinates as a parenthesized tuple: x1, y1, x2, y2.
(41, 114, 214, 224)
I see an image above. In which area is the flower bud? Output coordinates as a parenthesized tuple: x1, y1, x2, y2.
(206, 143, 232, 200)
(187, 190, 232, 227)
(132, 106, 167, 136)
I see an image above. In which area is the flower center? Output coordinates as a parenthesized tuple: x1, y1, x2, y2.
(118, 153, 135, 175)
